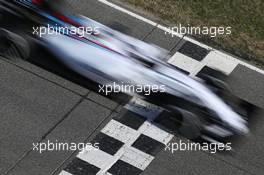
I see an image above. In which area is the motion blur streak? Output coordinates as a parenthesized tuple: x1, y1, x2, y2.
(0, 0, 259, 144)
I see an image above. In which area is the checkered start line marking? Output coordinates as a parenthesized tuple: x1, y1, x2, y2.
(168, 40, 239, 77)
(59, 98, 173, 175)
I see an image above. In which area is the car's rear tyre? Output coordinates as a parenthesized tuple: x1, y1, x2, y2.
(197, 68, 231, 93)
(201, 74, 231, 94)
(178, 110, 203, 140)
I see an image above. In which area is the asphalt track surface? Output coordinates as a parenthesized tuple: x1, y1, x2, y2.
(0, 0, 264, 175)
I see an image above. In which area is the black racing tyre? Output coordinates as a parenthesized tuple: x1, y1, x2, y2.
(178, 111, 203, 140)
(201, 74, 231, 93)
(198, 68, 231, 92)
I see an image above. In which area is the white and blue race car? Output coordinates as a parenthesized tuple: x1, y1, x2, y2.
(0, 0, 257, 142)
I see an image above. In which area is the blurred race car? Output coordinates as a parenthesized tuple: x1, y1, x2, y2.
(0, 0, 257, 143)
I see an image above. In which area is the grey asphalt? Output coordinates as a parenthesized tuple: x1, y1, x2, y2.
(0, 0, 263, 175)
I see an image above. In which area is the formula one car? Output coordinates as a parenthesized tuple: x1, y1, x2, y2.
(0, 0, 257, 143)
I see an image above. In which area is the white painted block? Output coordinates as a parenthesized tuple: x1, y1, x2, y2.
(204, 51, 238, 75)
(101, 120, 139, 145)
(77, 147, 116, 170)
(141, 122, 174, 144)
(168, 52, 202, 74)
(120, 146, 154, 170)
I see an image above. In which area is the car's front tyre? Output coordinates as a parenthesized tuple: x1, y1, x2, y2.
(178, 110, 203, 140)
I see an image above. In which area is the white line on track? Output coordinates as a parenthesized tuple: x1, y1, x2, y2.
(98, 0, 264, 75)
(98, 0, 158, 27)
